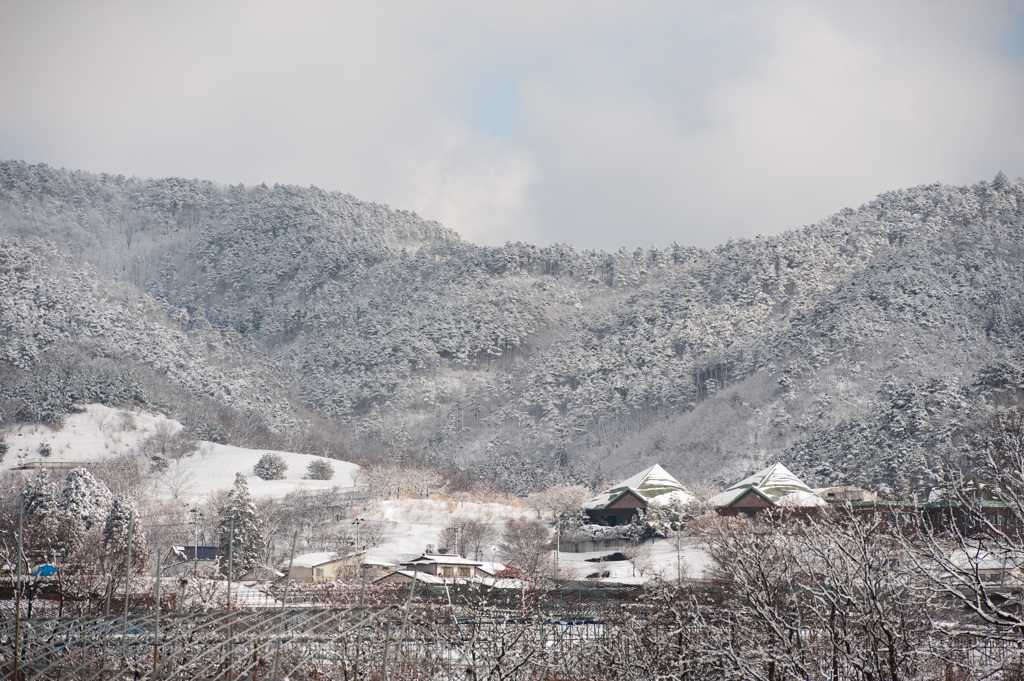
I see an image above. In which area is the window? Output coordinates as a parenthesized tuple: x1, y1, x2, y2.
(458, 567, 470, 577)
(315, 568, 324, 577)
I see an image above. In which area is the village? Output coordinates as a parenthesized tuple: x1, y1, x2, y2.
(3, 406, 1024, 679)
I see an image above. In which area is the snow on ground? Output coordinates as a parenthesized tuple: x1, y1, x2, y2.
(556, 536, 712, 583)
(360, 498, 534, 566)
(0, 404, 360, 500)
(356, 497, 711, 584)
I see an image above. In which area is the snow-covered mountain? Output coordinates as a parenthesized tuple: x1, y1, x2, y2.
(2, 160, 1023, 495)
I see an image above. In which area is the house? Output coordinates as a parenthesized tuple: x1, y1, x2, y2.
(375, 570, 447, 586)
(162, 545, 222, 577)
(583, 464, 693, 526)
(282, 551, 364, 582)
(375, 553, 484, 585)
(399, 553, 483, 579)
(709, 463, 825, 516)
(375, 556, 521, 588)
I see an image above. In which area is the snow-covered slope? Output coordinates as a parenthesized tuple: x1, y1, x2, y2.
(1, 404, 359, 500)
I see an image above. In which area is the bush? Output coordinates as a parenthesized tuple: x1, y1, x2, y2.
(39, 441, 52, 458)
(254, 452, 288, 480)
(0, 435, 7, 463)
(305, 458, 335, 480)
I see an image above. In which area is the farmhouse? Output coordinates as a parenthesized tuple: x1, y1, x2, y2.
(400, 553, 484, 578)
(709, 463, 825, 516)
(283, 551, 363, 582)
(583, 464, 693, 526)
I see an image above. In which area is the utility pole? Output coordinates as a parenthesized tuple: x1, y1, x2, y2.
(555, 526, 560, 576)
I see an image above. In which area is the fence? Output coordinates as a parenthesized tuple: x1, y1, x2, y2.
(0, 600, 620, 680)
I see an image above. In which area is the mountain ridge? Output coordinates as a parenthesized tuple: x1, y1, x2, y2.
(2, 160, 1022, 495)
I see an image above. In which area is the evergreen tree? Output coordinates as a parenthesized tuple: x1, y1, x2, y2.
(60, 467, 112, 531)
(22, 473, 60, 523)
(218, 473, 265, 577)
(254, 452, 288, 480)
(102, 494, 147, 571)
(305, 458, 334, 480)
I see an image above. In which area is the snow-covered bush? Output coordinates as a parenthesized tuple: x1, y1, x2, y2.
(633, 497, 695, 538)
(305, 458, 334, 480)
(38, 440, 52, 458)
(254, 452, 287, 480)
(562, 523, 642, 544)
(0, 434, 8, 463)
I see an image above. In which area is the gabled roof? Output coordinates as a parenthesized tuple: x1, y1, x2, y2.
(376, 570, 447, 585)
(584, 464, 693, 510)
(288, 552, 345, 569)
(709, 463, 825, 508)
(401, 553, 482, 568)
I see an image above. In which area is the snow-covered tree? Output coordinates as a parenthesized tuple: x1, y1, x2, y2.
(218, 473, 265, 577)
(102, 494, 147, 571)
(60, 467, 112, 531)
(22, 473, 60, 523)
(633, 497, 693, 538)
(304, 458, 334, 480)
(253, 452, 287, 480)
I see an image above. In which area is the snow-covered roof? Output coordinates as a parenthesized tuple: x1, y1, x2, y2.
(709, 463, 822, 508)
(170, 546, 221, 562)
(477, 561, 506, 576)
(377, 570, 446, 585)
(401, 553, 482, 567)
(288, 552, 344, 568)
(584, 464, 693, 510)
(777, 491, 827, 508)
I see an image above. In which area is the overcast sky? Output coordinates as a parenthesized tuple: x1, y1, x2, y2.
(2, 1, 1023, 250)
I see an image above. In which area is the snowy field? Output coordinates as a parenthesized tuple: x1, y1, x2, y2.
(354, 497, 710, 581)
(0, 404, 360, 500)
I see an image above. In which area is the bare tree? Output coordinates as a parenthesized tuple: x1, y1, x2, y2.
(623, 539, 654, 578)
(498, 520, 551, 577)
(440, 515, 499, 559)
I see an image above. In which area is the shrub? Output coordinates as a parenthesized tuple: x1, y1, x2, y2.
(305, 458, 335, 480)
(39, 441, 52, 458)
(0, 435, 7, 463)
(253, 452, 287, 480)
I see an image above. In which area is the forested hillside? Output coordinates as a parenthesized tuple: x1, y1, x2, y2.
(2, 160, 1022, 495)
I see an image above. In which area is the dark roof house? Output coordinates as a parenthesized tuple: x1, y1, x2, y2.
(583, 464, 693, 526)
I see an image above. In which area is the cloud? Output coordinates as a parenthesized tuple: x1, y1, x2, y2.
(2, 0, 1023, 250)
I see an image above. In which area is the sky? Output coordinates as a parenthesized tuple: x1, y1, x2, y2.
(2, 0, 1023, 250)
